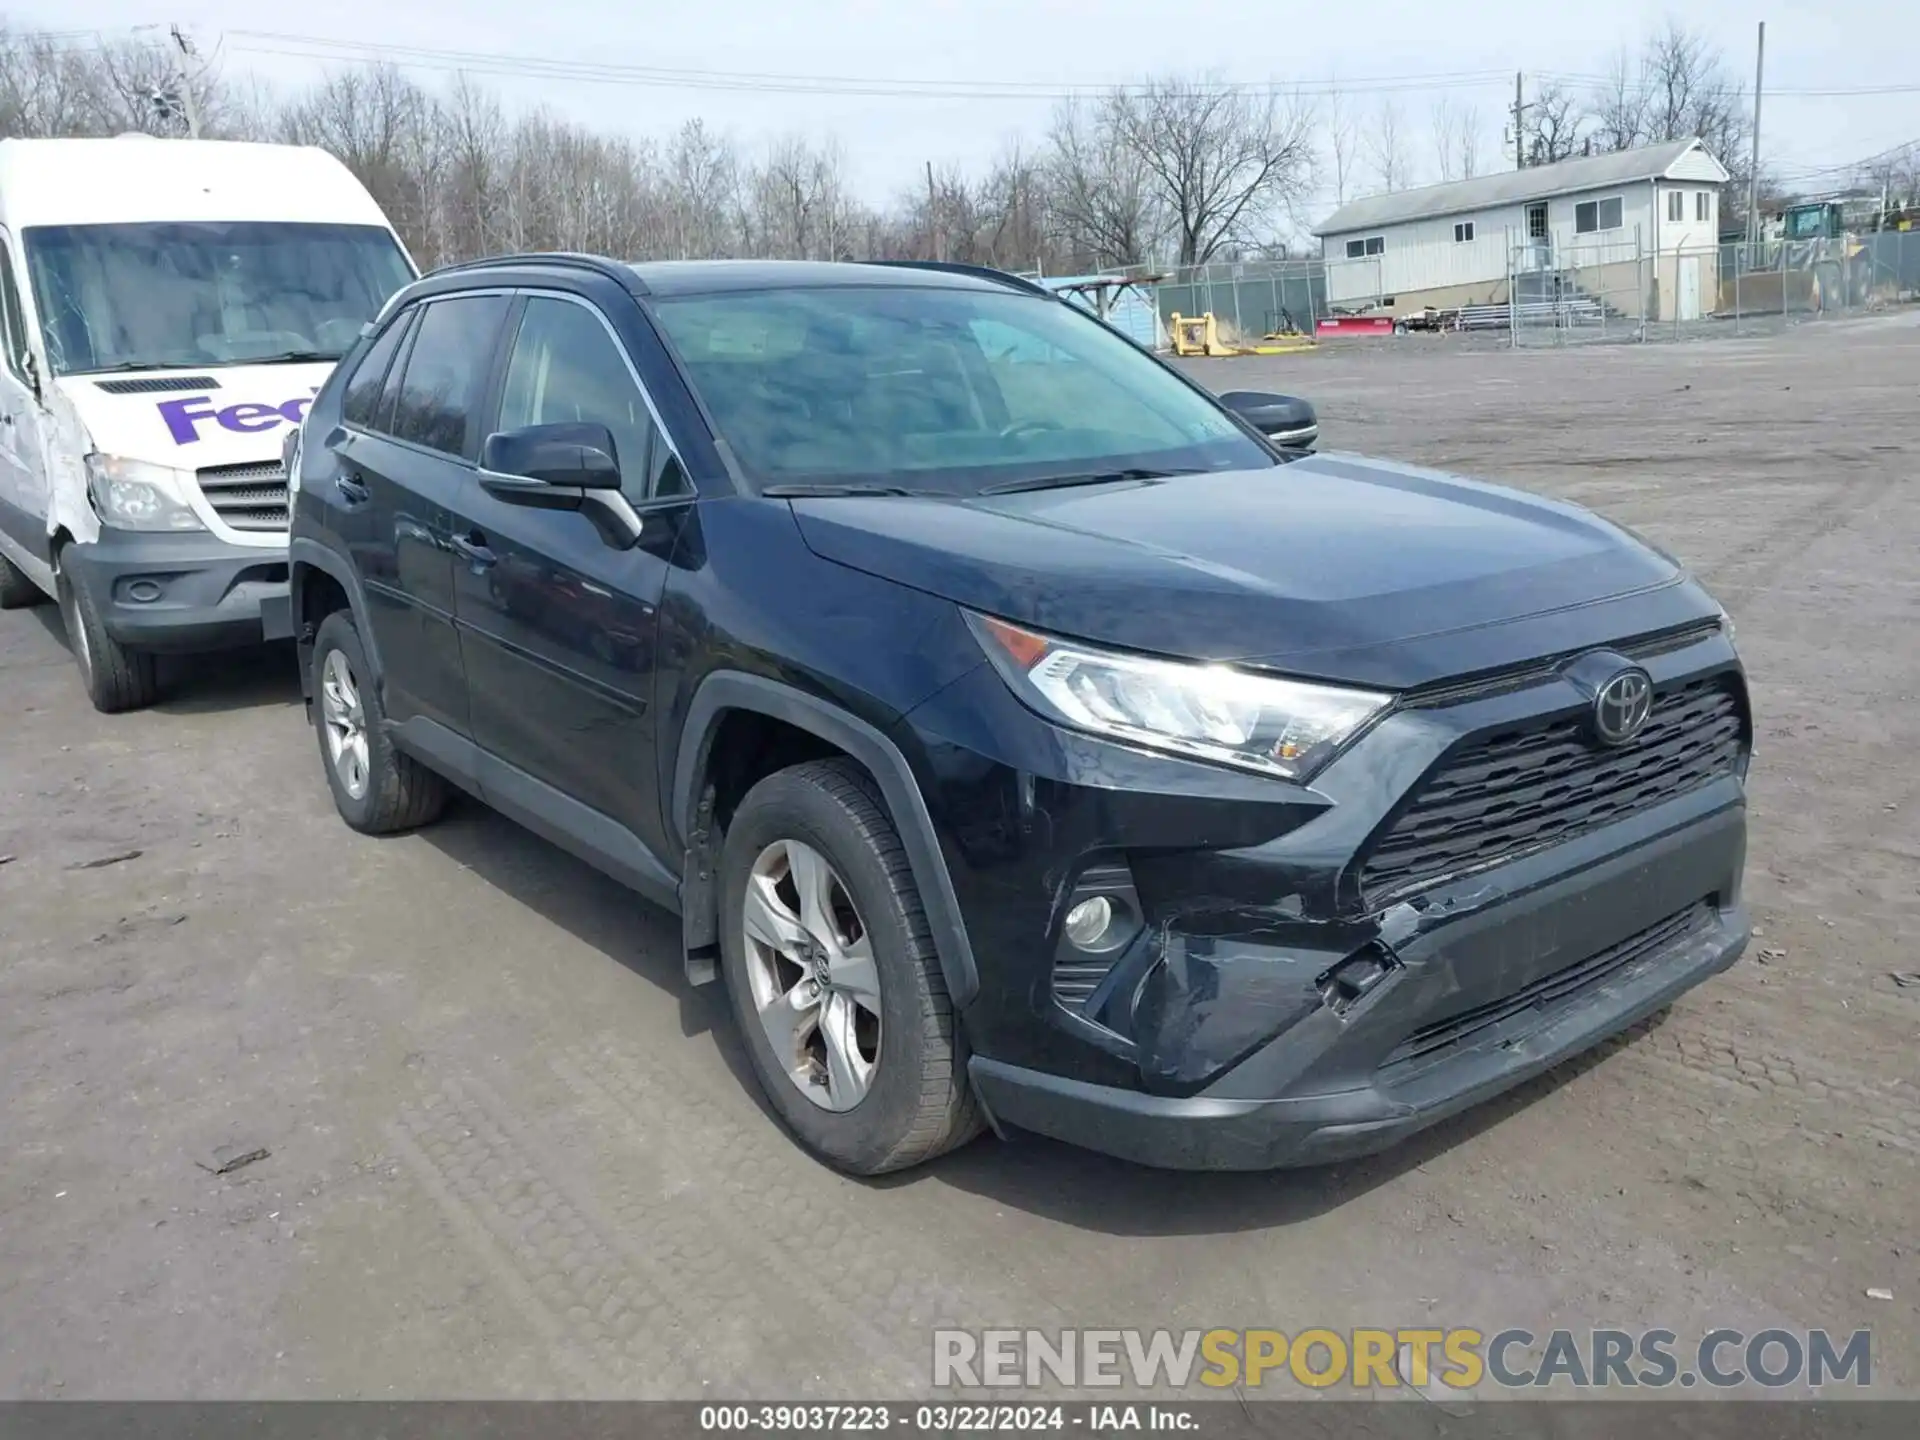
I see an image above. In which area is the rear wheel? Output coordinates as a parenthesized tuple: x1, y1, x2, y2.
(0, 552, 45, 610)
(310, 609, 448, 834)
(718, 758, 981, 1175)
(57, 555, 158, 713)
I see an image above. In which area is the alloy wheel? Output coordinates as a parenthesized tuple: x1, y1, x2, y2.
(741, 837, 882, 1111)
(319, 649, 370, 800)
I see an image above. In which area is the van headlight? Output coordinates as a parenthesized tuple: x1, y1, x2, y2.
(85, 455, 205, 532)
(967, 612, 1391, 781)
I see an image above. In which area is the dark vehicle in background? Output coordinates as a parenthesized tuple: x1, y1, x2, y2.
(287, 256, 1748, 1175)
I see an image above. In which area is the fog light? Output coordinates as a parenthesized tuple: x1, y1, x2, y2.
(1064, 896, 1114, 949)
(125, 579, 163, 603)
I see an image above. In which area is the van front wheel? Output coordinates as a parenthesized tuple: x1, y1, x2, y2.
(57, 558, 158, 713)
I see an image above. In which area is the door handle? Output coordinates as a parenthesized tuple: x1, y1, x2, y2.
(336, 473, 370, 505)
(450, 531, 496, 569)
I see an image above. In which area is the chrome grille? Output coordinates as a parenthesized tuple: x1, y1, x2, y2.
(1358, 675, 1745, 904)
(196, 461, 289, 533)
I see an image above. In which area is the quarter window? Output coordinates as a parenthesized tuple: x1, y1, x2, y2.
(0, 243, 30, 384)
(341, 310, 411, 430)
(1575, 197, 1624, 234)
(495, 297, 677, 499)
(388, 295, 510, 458)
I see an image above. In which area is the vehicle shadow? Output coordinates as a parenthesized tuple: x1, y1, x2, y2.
(409, 785, 1668, 1236)
(414, 798, 730, 1039)
(27, 606, 303, 715)
(913, 1016, 1663, 1235)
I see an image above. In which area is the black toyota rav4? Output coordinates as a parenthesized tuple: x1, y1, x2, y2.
(287, 255, 1749, 1175)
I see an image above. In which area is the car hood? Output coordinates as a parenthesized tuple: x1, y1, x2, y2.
(53, 362, 334, 468)
(790, 453, 1716, 691)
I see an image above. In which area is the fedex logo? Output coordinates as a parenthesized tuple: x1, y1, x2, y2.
(157, 389, 319, 445)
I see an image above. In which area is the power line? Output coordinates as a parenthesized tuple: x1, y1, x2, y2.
(225, 31, 1521, 100)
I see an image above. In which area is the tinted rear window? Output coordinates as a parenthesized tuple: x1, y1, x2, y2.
(388, 295, 509, 457)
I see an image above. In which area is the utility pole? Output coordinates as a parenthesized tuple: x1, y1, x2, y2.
(169, 24, 202, 138)
(1745, 21, 1765, 249)
(925, 161, 941, 261)
(1512, 72, 1526, 170)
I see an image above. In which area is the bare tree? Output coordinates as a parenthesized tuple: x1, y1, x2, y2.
(1525, 82, 1586, 165)
(1365, 99, 1413, 194)
(1112, 77, 1314, 266)
(1429, 98, 1481, 182)
(1323, 85, 1360, 205)
(1588, 47, 1648, 154)
(662, 119, 741, 259)
(1044, 95, 1161, 268)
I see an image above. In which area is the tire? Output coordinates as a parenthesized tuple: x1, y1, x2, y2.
(0, 551, 46, 610)
(718, 758, 982, 1175)
(57, 556, 158, 713)
(310, 609, 448, 834)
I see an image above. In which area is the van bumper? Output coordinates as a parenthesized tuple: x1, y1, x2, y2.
(64, 528, 292, 653)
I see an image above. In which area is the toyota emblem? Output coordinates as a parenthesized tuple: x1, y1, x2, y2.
(1592, 668, 1654, 745)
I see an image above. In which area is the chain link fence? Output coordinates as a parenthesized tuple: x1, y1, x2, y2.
(1509, 229, 1920, 347)
(1151, 259, 1327, 342)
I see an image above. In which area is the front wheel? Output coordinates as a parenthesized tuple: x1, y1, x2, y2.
(718, 759, 981, 1175)
(57, 556, 158, 713)
(310, 610, 448, 834)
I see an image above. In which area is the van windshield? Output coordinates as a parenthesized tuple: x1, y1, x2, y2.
(22, 221, 415, 376)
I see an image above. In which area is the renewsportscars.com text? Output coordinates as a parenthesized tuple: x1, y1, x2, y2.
(933, 1327, 1873, 1392)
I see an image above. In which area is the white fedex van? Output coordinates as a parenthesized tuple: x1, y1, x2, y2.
(0, 136, 416, 711)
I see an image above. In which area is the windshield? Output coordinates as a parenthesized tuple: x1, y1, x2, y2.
(651, 284, 1274, 493)
(23, 221, 416, 376)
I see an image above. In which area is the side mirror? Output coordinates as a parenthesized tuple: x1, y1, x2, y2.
(1219, 391, 1319, 449)
(478, 421, 643, 548)
(480, 421, 621, 491)
(20, 348, 41, 401)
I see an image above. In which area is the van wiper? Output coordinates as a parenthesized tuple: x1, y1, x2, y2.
(241, 349, 344, 364)
(980, 467, 1198, 495)
(762, 482, 917, 498)
(75, 360, 206, 375)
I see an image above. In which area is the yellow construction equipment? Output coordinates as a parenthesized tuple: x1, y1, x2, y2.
(1169, 311, 1314, 358)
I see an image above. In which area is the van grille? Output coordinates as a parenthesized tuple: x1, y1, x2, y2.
(1358, 675, 1745, 904)
(196, 461, 289, 533)
(94, 375, 219, 395)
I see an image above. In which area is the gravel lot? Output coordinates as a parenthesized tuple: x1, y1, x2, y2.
(2, 314, 1916, 1400)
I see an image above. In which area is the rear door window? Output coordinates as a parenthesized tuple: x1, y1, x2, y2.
(388, 295, 510, 458)
(341, 309, 412, 430)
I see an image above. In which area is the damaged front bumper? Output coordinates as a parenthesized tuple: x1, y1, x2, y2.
(968, 803, 1747, 1169)
(904, 623, 1750, 1171)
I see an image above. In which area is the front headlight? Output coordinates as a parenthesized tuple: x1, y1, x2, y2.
(85, 455, 205, 532)
(966, 612, 1391, 781)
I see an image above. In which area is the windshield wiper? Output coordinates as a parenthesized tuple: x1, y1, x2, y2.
(74, 360, 207, 375)
(980, 467, 1199, 496)
(762, 482, 918, 498)
(240, 349, 343, 364)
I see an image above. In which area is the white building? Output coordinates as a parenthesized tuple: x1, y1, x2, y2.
(1315, 138, 1731, 320)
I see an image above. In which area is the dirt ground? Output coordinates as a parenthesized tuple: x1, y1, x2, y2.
(2, 315, 1915, 1401)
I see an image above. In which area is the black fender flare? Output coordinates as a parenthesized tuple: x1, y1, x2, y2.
(289, 538, 383, 700)
(672, 671, 980, 1010)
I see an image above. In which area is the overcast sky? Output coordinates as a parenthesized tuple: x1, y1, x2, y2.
(30, 1, 1919, 226)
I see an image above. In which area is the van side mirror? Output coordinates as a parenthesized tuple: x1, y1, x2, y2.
(20, 348, 41, 401)
(1219, 391, 1319, 449)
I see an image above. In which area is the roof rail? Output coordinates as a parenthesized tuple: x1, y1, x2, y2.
(863, 260, 1054, 299)
(423, 251, 644, 292)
